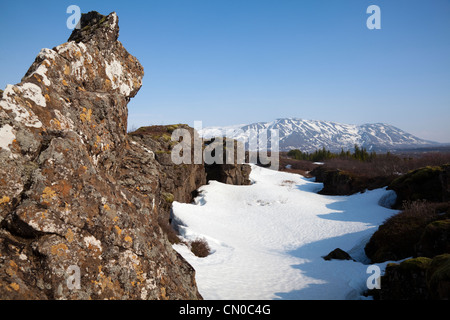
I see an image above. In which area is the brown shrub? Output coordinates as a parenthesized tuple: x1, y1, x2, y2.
(279, 154, 318, 177)
(190, 238, 211, 258)
(322, 152, 450, 179)
(365, 200, 439, 262)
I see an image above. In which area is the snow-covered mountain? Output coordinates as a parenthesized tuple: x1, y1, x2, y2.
(199, 118, 437, 152)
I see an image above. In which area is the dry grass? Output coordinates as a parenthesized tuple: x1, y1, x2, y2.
(190, 238, 211, 258)
(365, 200, 441, 262)
(280, 180, 296, 187)
(322, 152, 450, 179)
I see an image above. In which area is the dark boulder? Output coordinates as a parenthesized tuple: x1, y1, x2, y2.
(379, 254, 450, 300)
(323, 248, 355, 261)
(379, 257, 433, 300)
(388, 165, 450, 208)
(416, 219, 450, 258)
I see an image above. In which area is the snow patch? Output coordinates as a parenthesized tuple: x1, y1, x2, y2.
(172, 165, 399, 300)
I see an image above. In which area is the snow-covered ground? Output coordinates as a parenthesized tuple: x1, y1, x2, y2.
(172, 165, 398, 300)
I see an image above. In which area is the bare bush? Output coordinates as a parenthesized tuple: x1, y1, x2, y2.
(321, 152, 450, 179)
(190, 238, 211, 258)
(365, 200, 439, 262)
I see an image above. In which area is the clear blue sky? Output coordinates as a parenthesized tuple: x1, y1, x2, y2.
(1, 0, 449, 142)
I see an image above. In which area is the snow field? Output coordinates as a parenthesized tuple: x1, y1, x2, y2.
(172, 165, 398, 300)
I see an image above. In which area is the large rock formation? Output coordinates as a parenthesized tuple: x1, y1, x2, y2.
(128, 127, 252, 225)
(128, 125, 207, 227)
(0, 11, 203, 300)
(203, 138, 252, 186)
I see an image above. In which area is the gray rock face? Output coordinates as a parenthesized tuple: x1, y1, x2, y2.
(0, 11, 201, 300)
(128, 125, 252, 225)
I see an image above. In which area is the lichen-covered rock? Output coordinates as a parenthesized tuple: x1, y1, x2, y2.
(203, 137, 252, 186)
(416, 219, 450, 258)
(427, 254, 450, 300)
(128, 125, 207, 226)
(129, 125, 252, 226)
(0, 11, 201, 300)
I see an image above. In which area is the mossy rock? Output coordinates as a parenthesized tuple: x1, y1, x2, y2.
(99, 16, 108, 25)
(162, 192, 174, 204)
(380, 257, 432, 300)
(166, 124, 184, 133)
(380, 255, 450, 299)
(389, 165, 449, 207)
(161, 133, 172, 142)
(427, 254, 450, 299)
(417, 219, 450, 257)
(428, 254, 450, 282)
(399, 257, 432, 271)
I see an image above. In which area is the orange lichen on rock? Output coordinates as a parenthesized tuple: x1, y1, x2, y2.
(50, 243, 69, 257)
(41, 187, 56, 201)
(64, 65, 71, 75)
(80, 108, 92, 123)
(9, 283, 20, 292)
(114, 225, 122, 236)
(0, 196, 10, 205)
(6, 261, 18, 277)
(50, 118, 62, 130)
(65, 228, 75, 243)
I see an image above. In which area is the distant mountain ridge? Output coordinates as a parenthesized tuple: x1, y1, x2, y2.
(199, 118, 438, 152)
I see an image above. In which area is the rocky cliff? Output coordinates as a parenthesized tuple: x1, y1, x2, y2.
(0, 11, 208, 300)
(128, 125, 207, 228)
(128, 126, 252, 230)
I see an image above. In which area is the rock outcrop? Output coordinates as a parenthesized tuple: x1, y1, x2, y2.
(204, 138, 252, 186)
(363, 167, 450, 300)
(128, 125, 207, 225)
(128, 127, 252, 224)
(0, 11, 203, 300)
(377, 254, 450, 300)
(311, 166, 394, 196)
(388, 165, 450, 208)
(323, 248, 355, 261)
